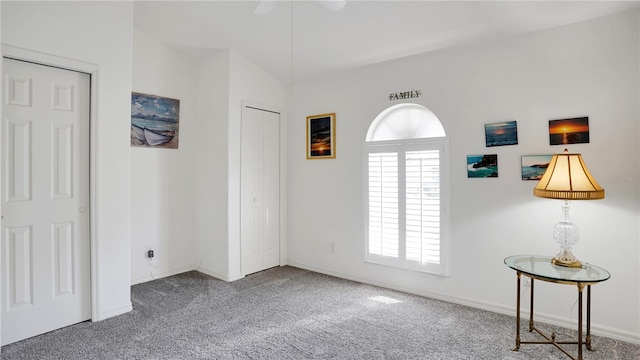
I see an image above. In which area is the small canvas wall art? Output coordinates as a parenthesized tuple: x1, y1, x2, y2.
(484, 120, 518, 147)
(306, 113, 336, 159)
(131, 92, 180, 149)
(467, 154, 498, 178)
(549, 116, 589, 146)
(521, 155, 552, 181)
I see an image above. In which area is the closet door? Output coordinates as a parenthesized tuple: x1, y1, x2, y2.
(1, 58, 91, 345)
(240, 105, 280, 275)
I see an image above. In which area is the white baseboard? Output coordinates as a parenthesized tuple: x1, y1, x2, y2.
(93, 302, 133, 322)
(286, 261, 640, 345)
(126, 260, 640, 344)
(196, 266, 245, 282)
(130, 266, 198, 286)
(131, 265, 247, 285)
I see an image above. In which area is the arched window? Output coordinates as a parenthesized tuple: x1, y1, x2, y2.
(365, 103, 449, 275)
(366, 103, 445, 141)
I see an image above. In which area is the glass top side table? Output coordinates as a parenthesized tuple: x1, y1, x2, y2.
(504, 255, 610, 360)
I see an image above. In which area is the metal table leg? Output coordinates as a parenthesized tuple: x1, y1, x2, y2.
(514, 272, 521, 351)
(578, 283, 584, 360)
(529, 278, 534, 332)
(586, 285, 593, 350)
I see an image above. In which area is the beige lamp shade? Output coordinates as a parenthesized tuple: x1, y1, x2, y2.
(533, 149, 604, 200)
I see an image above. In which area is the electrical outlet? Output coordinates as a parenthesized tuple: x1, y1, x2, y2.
(147, 249, 155, 259)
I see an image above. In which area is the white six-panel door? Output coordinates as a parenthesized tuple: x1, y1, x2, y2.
(1, 58, 91, 345)
(241, 106, 280, 275)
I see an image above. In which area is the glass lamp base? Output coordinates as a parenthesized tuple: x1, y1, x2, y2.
(551, 249, 582, 268)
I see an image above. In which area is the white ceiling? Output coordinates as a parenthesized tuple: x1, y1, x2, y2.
(133, 1, 639, 84)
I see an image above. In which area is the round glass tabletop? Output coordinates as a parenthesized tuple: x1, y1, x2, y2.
(504, 255, 610, 284)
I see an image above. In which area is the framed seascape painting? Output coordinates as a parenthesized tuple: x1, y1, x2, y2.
(549, 116, 589, 145)
(131, 92, 180, 149)
(521, 155, 552, 181)
(306, 113, 336, 159)
(467, 154, 498, 178)
(484, 120, 518, 147)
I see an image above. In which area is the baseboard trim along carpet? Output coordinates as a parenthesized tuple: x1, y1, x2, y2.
(287, 261, 640, 345)
(2, 266, 638, 359)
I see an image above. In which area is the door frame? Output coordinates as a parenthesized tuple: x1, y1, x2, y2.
(239, 101, 287, 276)
(0, 45, 99, 344)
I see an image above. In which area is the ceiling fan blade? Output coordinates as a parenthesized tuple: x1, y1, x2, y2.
(318, 0, 346, 12)
(255, 0, 277, 14)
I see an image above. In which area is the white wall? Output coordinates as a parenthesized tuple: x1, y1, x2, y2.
(287, 10, 640, 343)
(130, 29, 198, 284)
(1, 1, 134, 321)
(194, 50, 289, 281)
(154, 47, 289, 281)
(194, 51, 231, 280)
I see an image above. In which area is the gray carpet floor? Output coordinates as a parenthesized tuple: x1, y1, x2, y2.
(1, 266, 638, 359)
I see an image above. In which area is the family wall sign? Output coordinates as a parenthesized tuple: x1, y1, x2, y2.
(388, 90, 422, 101)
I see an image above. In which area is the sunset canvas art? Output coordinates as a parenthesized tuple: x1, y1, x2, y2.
(549, 116, 589, 145)
(484, 120, 518, 147)
(306, 113, 336, 159)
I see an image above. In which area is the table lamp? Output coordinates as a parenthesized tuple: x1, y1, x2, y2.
(533, 149, 604, 267)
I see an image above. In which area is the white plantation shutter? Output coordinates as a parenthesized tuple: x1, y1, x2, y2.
(365, 142, 445, 273)
(368, 152, 399, 258)
(405, 150, 441, 268)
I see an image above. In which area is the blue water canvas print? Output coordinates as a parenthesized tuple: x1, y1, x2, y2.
(521, 155, 552, 181)
(467, 154, 498, 178)
(131, 92, 180, 149)
(484, 121, 518, 147)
